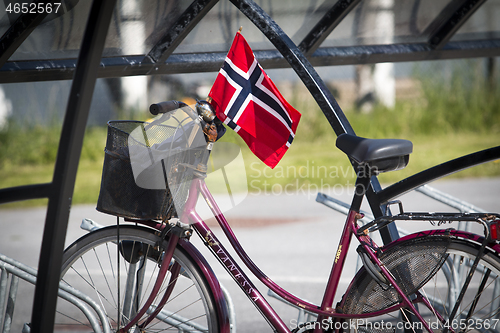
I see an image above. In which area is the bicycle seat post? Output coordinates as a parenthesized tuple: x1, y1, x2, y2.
(350, 163, 373, 214)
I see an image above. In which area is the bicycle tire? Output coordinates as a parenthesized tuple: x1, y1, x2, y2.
(55, 225, 220, 333)
(341, 235, 500, 333)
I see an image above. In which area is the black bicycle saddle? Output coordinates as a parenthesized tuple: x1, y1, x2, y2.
(336, 133, 413, 173)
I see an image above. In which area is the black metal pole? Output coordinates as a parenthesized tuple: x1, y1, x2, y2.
(230, 0, 353, 136)
(299, 0, 361, 55)
(30, 0, 117, 332)
(2, 39, 500, 84)
(144, 0, 219, 65)
(428, 0, 486, 49)
(0, 9, 48, 67)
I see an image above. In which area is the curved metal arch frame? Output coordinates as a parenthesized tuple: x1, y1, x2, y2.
(0, 0, 499, 332)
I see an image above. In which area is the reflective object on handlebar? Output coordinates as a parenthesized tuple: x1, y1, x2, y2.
(196, 100, 216, 123)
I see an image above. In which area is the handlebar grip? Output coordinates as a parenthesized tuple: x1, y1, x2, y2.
(149, 101, 183, 115)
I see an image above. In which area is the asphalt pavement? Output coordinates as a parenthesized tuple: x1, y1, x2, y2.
(0, 177, 499, 332)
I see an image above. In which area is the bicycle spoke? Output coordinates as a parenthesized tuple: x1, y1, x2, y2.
(465, 283, 500, 320)
(95, 246, 118, 308)
(158, 298, 205, 332)
(55, 309, 93, 329)
(400, 307, 420, 333)
(75, 258, 113, 313)
(419, 287, 447, 327)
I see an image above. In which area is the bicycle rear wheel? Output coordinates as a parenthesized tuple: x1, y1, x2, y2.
(341, 235, 500, 333)
(55, 225, 220, 332)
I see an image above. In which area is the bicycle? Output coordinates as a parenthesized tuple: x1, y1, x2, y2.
(54, 99, 500, 333)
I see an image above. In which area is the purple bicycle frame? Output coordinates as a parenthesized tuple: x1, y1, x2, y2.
(178, 176, 440, 333)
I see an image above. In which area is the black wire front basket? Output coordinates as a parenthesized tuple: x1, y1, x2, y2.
(97, 113, 205, 221)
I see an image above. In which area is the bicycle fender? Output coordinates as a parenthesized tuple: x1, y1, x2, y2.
(177, 238, 231, 333)
(385, 228, 500, 253)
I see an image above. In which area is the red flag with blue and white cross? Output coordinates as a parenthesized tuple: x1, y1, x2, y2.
(209, 31, 301, 169)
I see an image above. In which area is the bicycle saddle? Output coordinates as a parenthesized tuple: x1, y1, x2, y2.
(336, 133, 413, 173)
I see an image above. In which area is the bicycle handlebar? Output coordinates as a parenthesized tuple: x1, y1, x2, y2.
(149, 99, 225, 144)
(149, 100, 187, 115)
(150, 100, 201, 122)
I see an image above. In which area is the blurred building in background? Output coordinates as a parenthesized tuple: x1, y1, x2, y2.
(0, 0, 499, 126)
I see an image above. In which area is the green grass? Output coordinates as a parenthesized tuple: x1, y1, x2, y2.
(3, 126, 497, 209)
(1, 62, 500, 208)
(0, 126, 107, 208)
(230, 131, 500, 193)
(1, 124, 498, 209)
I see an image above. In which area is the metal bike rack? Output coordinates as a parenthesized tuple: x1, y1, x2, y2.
(0, 253, 109, 333)
(0, 245, 236, 333)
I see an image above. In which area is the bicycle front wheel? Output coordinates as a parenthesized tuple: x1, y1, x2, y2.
(341, 235, 500, 333)
(56, 225, 220, 333)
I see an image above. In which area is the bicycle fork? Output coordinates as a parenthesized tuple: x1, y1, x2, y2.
(118, 224, 189, 332)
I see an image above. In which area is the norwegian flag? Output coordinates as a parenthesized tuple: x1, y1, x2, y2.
(209, 31, 301, 169)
